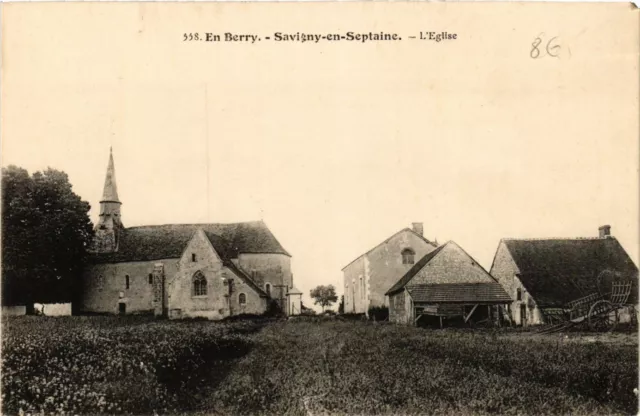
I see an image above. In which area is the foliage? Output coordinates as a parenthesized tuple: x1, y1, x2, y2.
(2, 317, 637, 415)
(368, 306, 389, 321)
(1, 166, 94, 307)
(309, 285, 338, 312)
(1, 316, 263, 415)
(203, 322, 639, 416)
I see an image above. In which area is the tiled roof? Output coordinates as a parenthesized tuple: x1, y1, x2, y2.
(385, 244, 446, 295)
(90, 221, 290, 263)
(407, 283, 512, 304)
(502, 237, 638, 307)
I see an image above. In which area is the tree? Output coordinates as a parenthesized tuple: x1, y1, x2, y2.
(309, 285, 338, 312)
(2, 166, 94, 312)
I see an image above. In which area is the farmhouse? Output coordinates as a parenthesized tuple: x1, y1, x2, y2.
(385, 241, 511, 326)
(341, 223, 438, 314)
(81, 150, 300, 319)
(489, 226, 639, 326)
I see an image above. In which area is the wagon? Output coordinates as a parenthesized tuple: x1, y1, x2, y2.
(538, 275, 633, 334)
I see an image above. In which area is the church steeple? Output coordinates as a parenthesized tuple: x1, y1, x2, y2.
(101, 147, 120, 203)
(93, 148, 123, 253)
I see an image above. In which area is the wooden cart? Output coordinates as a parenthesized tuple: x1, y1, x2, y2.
(538, 278, 632, 334)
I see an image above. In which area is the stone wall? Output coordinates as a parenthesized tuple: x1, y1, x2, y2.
(82, 258, 179, 314)
(343, 256, 365, 314)
(343, 229, 436, 314)
(238, 253, 292, 303)
(489, 242, 542, 326)
(410, 242, 496, 285)
(167, 230, 266, 320)
(366, 230, 436, 309)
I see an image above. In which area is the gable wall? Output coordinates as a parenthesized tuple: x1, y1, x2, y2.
(167, 230, 266, 319)
(366, 230, 436, 310)
(410, 243, 495, 286)
(489, 242, 542, 326)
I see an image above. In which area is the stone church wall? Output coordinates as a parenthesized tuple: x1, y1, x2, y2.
(167, 230, 267, 319)
(81, 259, 178, 314)
(237, 253, 292, 300)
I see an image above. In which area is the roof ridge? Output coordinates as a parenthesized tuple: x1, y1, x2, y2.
(125, 221, 260, 230)
(502, 237, 612, 241)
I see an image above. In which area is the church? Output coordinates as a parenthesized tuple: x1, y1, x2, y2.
(80, 150, 302, 319)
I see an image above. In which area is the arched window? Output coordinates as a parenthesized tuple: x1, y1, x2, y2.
(148, 273, 153, 284)
(265, 283, 271, 297)
(125, 275, 130, 289)
(192, 271, 207, 296)
(239, 293, 247, 305)
(401, 249, 415, 265)
(516, 288, 522, 301)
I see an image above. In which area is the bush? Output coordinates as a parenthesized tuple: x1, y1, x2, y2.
(367, 306, 389, 321)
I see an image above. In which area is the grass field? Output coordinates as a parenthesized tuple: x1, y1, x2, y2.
(2, 316, 638, 415)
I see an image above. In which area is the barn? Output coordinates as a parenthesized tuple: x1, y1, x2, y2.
(489, 225, 639, 326)
(385, 241, 511, 327)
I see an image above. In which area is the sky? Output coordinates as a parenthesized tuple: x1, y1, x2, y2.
(2, 3, 638, 311)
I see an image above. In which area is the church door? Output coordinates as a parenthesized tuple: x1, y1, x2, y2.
(119, 302, 126, 315)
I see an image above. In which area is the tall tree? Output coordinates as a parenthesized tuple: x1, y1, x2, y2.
(2, 166, 94, 312)
(309, 285, 338, 312)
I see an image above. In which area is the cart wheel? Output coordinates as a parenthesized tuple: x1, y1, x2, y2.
(588, 300, 618, 332)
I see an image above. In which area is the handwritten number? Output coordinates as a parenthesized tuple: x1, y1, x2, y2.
(546, 36, 560, 57)
(530, 37, 542, 59)
(531, 34, 563, 59)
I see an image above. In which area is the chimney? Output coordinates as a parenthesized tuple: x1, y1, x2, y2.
(599, 225, 611, 238)
(412, 222, 424, 236)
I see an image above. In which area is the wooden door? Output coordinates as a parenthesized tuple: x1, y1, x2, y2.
(520, 304, 527, 326)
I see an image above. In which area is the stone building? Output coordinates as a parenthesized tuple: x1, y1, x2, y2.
(81, 150, 300, 319)
(385, 241, 511, 326)
(489, 225, 639, 326)
(341, 223, 438, 314)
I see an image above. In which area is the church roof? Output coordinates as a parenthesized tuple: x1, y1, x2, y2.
(90, 221, 290, 263)
(101, 148, 120, 203)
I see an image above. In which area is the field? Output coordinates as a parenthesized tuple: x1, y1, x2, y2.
(2, 316, 638, 416)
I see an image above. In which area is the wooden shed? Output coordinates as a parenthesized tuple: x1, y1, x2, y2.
(385, 241, 511, 327)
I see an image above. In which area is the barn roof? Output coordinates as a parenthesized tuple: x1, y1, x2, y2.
(407, 283, 512, 304)
(501, 237, 638, 307)
(386, 241, 511, 304)
(90, 221, 290, 264)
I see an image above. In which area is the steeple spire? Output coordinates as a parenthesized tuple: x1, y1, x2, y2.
(93, 148, 123, 253)
(101, 146, 120, 203)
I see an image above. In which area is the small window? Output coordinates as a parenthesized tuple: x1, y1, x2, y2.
(148, 273, 153, 284)
(239, 293, 247, 305)
(265, 283, 271, 296)
(251, 269, 258, 279)
(192, 253, 197, 262)
(516, 288, 522, 301)
(193, 271, 207, 296)
(402, 249, 415, 265)
(125, 275, 130, 290)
